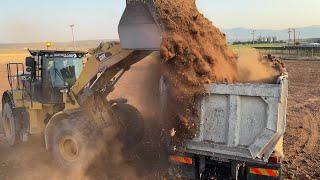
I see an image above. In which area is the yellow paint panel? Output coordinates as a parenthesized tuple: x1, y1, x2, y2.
(28, 110, 43, 134)
(274, 137, 284, 158)
(71, 44, 132, 95)
(12, 90, 24, 107)
(12, 91, 23, 100)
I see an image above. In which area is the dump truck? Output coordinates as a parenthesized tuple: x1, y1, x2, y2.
(161, 74, 288, 179)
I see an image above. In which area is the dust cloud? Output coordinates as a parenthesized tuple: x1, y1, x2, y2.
(83, 130, 140, 180)
(237, 49, 279, 83)
(77, 47, 166, 180)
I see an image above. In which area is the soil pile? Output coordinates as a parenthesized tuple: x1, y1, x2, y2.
(153, 0, 238, 139)
(155, 0, 238, 85)
(152, 0, 285, 141)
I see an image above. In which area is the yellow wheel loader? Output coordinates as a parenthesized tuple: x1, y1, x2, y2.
(1, 46, 146, 168)
(1, 0, 163, 169)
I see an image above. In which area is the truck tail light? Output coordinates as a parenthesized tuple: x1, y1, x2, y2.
(249, 167, 279, 177)
(169, 155, 193, 165)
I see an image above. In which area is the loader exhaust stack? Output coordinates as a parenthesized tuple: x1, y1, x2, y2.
(118, 0, 162, 50)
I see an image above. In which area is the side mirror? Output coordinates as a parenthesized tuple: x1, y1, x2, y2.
(25, 57, 35, 67)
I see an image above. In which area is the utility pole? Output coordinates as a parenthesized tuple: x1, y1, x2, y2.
(288, 28, 292, 45)
(293, 28, 296, 45)
(234, 33, 239, 42)
(251, 29, 256, 44)
(69, 24, 76, 50)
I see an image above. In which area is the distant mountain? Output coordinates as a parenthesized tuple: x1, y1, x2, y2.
(1, 26, 320, 48)
(222, 25, 320, 42)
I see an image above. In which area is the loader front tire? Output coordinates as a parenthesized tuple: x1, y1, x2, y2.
(51, 112, 99, 170)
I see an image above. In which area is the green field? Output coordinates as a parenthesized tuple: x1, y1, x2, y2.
(230, 43, 285, 52)
(230, 43, 320, 59)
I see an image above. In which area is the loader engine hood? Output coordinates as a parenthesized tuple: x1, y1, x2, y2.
(118, 0, 162, 50)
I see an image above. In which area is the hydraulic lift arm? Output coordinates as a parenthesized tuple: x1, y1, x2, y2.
(69, 42, 152, 105)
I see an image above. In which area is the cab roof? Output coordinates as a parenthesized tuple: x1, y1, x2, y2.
(28, 49, 87, 56)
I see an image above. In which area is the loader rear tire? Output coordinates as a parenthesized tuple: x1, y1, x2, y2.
(51, 112, 100, 170)
(1, 101, 19, 146)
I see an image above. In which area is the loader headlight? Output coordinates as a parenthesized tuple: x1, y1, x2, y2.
(60, 88, 69, 93)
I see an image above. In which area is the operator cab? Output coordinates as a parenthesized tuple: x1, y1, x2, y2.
(24, 50, 86, 103)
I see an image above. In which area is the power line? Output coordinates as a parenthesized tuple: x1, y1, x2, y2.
(288, 28, 292, 44)
(251, 29, 256, 44)
(293, 28, 296, 44)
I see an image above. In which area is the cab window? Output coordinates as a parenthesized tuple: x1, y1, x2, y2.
(43, 57, 83, 88)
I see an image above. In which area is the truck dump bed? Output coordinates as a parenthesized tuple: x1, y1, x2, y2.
(186, 76, 288, 162)
(161, 75, 288, 163)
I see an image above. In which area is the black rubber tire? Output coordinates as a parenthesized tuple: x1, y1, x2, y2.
(1, 97, 20, 146)
(51, 112, 100, 170)
(112, 103, 144, 148)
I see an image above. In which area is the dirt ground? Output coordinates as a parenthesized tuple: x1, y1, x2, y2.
(282, 60, 320, 179)
(0, 53, 319, 179)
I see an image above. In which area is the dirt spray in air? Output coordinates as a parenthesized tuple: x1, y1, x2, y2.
(237, 49, 279, 83)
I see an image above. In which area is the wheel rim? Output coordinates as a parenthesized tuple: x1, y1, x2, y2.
(59, 136, 80, 162)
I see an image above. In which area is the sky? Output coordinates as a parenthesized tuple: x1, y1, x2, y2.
(0, 0, 319, 43)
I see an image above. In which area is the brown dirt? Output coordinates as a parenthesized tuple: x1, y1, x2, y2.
(156, 0, 238, 85)
(282, 60, 320, 179)
(153, 0, 239, 141)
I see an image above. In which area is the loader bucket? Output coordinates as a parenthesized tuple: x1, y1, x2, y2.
(118, 0, 162, 50)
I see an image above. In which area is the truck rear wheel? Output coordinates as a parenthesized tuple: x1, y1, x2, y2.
(51, 112, 99, 170)
(1, 101, 19, 146)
